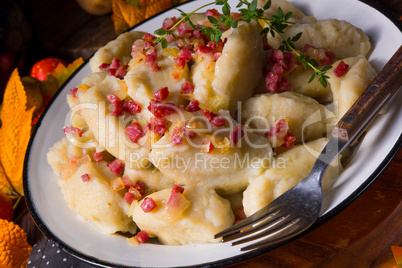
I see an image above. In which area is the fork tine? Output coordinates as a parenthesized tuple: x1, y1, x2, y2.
(240, 223, 304, 251)
(214, 205, 280, 239)
(231, 216, 299, 246)
(221, 210, 288, 242)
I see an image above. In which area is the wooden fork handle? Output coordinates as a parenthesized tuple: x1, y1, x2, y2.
(332, 45, 402, 144)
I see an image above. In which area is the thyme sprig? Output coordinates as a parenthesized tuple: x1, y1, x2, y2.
(153, 0, 332, 87)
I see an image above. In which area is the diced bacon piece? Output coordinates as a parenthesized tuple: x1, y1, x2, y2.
(230, 125, 244, 146)
(166, 183, 190, 219)
(265, 119, 288, 139)
(115, 65, 127, 79)
(167, 183, 184, 204)
(70, 87, 78, 98)
(322, 50, 336, 66)
(107, 94, 122, 105)
(127, 187, 142, 201)
(234, 206, 246, 224)
(186, 99, 200, 112)
(126, 122, 144, 143)
(110, 57, 121, 69)
(206, 8, 221, 17)
(146, 117, 168, 136)
(177, 22, 193, 37)
(211, 116, 225, 127)
(132, 39, 146, 55)
(201, 109, 216, 121)
(181, 81, 194, 94)
(174, 48, 192, 68)
(171, 133, 183, 145)
(93, 152, 104, 162)
(147, 99, 177, 118)
(63, 126, 83, 137)
(108, 177, 125, 191)
(277, 77, 292, 92)
(153, 87, 169, 101)
(107, 159, 125, 175)
(271, 64, 284, 76)
(334, 61, 349, 77)
(124, 192, 136, 203)
(145, 47, 161, 71)
(108, 68, 116, 77)
(142, 33, 156, 47)
(203, 139, 214, 153)
(140, 197, 157, 212)
(133, 181, 146, 195)
(121, 175, 134, 188)
(282, 132, 296, 149)
(265, 119, 295, 149)
(265, 72, 279, 93)
(81, 173, 90, 182)
(198, 45, 214, 54)
(135, 230, 150, 244)
(184, 129, 196, 139)
(162, 17, 177, 30)
(122, 100, 142, 114)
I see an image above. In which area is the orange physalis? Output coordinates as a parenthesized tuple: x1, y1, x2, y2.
(0, 69, 35, 196)
(0, 219, 32, 268)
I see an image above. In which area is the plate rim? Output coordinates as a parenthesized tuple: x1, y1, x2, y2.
(23, 0, 402, 267)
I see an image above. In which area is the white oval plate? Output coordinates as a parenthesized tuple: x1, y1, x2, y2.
(24, 0, 402, 267)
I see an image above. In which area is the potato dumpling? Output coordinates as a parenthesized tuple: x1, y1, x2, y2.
(130, 186, 234, 245)
(191, 21, 264, 115)
(58, 161, 137, 234)
(259, 0, 317, 24)
(149, 128, 273, 195)
(90, 31, 146, 72)
(243, 138, 343, 216)
(125, 43, 190, 123)
(242, 92, 334, 143)
(77, 75, 153, 163)
(267, 19, 371, 59)
(328, 55, 377, 119)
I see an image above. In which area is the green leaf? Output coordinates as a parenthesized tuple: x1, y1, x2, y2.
(199, 27, 213, 34)
(291, 32, 302, 42)
(318, 76, 328, 88)
(125, 0, 140, 9)
(231, 20, 238, 28)
(161, 38, 168, 49)
(236, 1, 243, 8)
(308, 72, 316, 83)
(250, 0, 258, 12)
(275, 7, 284, 19)
(208, 16, 219, 24)
(284, 11, 293, 21)
(222, 4, 231, 16)
(154, 28, 167, 36)
(264, 0, 272, 10)
(260, 27, 269, 35)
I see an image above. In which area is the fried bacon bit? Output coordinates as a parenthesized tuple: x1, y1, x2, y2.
(102, 57, 128, 79)
(166, 183, 190, 220)
(133, 181, 146, 195)
(153, 87, 169, 101)
(174, 48, 192, 68)
(122, 100, 142, 114)
(206, 8, 221, 18)
(230, 125, 245, 146)
(167, 183, 184, 204)
(126, 121, 144, 143)
(147, 99, 177, 118)
(145, 47, 161, 72)
(107, 159, 125, 175)
(334, 61, 350, 77)
(201, 109, 215, 121)
(181, 81, 194, 94)
(124, 192, 137, 204)
(265, 49, 294, 93)
(135, 230, 150, 244)
(201, 109, 225, 127)
(70, 87, 78, 97)
(186, 99, 200, 112)
(81, 173, 90, 182)
(171, 126, 183, 145)
(162, 17, 178, 30)
(63, 126, 83, 137)
(234, 206, 246, 224)
(265, 119, 296, 149)
(302, 44, 336, 66)
(121, 175, 133, 188)
(108, 177, 125, 191)
(125, 180, 145, 203)
(202, 138, 215, 154)
(322, 50, 336, 66)
(93, 152, 104, 162)
(140, 197, 157, 212)
(177, 22, 193, 37)
(146, 117, 168, 136)
(265, 72, 292, 93)
(142, 33, 157, 47)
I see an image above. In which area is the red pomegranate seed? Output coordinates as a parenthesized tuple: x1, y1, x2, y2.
(140, 197, 157, 212)
(63, 126, 83, 137)
(107, 159, 125, 175)
(126, 122, 144, 143)
(153, 87, 169, 101)
(334, 61, 349, 77)
(81, 173, 90, 182)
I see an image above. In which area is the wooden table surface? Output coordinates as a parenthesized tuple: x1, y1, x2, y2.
(15, 0, 402, 267)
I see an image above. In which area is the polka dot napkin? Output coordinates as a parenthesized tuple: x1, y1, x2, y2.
(27, 236, 97, 268)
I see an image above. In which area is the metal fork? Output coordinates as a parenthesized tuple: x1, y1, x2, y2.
(215, 45, 402, 251)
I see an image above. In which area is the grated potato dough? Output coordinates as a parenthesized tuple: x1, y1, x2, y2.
(47, 0, 377, 246)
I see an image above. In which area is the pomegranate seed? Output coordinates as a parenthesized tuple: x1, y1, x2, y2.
(140, 197, 157, 212)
